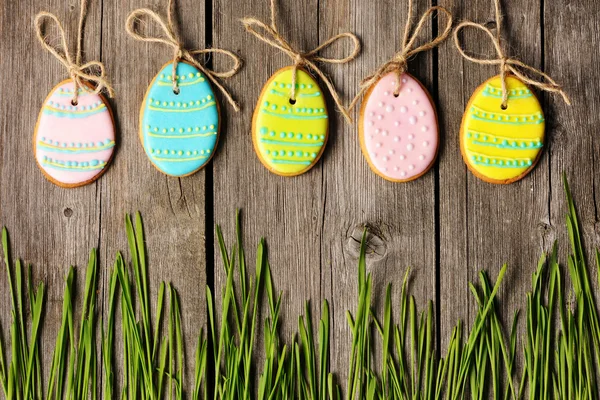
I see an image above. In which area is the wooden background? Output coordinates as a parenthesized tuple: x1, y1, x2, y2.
(0, 0, 598, 397)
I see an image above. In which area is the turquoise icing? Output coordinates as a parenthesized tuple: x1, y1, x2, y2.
(141, 63, 219, 177)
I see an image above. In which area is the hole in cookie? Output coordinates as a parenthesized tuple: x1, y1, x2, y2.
(500, 104, 508, 110)
(64, 207, 73, 218)
(71, 100, 78, 106)
(173, 87, 180, 95)
(393, 92, 399, 98)
(289, 98, 297, 105)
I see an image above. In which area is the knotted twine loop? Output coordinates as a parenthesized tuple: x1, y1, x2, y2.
(454, 0, 570, 108)
(35, 3, 115, 105)
(126, 0, 242, 111)
(241, 0, 361, 124)
(349, 0, 453, 111)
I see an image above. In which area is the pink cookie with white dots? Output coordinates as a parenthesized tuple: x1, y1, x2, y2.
(359, 72, 438, 182)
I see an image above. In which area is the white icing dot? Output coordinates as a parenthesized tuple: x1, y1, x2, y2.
(383, 167, 388, 172)
(386, 105, 395, 113)
(419, 154, 425, 160)
(383, 156, 389, 162)
(409, 116, 417, 125)
(399, 154, 406, 160)
(368, 121, 374, 126)
(375, 128, 381, 134)
(421, 126, 429, 132)
(423, 141, 430, 147)
(384, 91, 390, 96)
(412, 100, 419, 105)
(370, 135, 374, 139)
(378, 102, 385, 107)
(373, 153, 378, 158)
(407, 143, 414, 151)
(394, 136, 400, 142)
(407, 87, 413, 93)
(402, 78, 408, 83)
(389, 149, 395, 155)
(408, 134, 414, 140)
(393, 166, 399, 171)
(377, 115, 383, 120)
(391, 80, 397, 86)
(400, 171, 407, 177)
(394, 121, 400, 127)
(400, 106, 408, 113)
(368, 112, 374, 117)
(376, 142, 382, 148)
(382, 130, 389, 136)
(409, 164, 415, 170)
(419, 111, 426, 117)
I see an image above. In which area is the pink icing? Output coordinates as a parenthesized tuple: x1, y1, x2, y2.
(361, 72, 438, 181)
(35, 81, 115, 185)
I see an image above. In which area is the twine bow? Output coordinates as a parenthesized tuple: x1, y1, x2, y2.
(241, 0, 361, 124)
(126, 0, 242, 111)
(350, 0, 453, 111)
(35, 1, 114, 105)
(454, 0, 570, 108)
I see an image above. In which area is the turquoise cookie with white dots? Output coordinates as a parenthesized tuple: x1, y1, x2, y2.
(252, 66, 328, 176)
(140, 61, 220, 177)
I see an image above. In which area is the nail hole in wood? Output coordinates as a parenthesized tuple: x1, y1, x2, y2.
(64, 208, 73, 218)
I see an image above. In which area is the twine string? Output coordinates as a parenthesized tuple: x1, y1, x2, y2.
(34, 2, 114, 104)
(453, 0, 570, 108)
(126, 0, 242, 111)
(349, 0, 453, 111)
(241, 0, 361, 124)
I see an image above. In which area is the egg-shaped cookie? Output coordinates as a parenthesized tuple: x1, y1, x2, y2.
(252, 66, 328, 176)
(140, 61, 220, 177)
(460, 75, 544, 184)
(34, 79, 116, 188)
(359, 72, 438, 182)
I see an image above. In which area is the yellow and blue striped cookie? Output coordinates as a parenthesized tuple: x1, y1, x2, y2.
(252, 66, 328, 176)
(460, 75, 544, 184)
(140, 61, 220, 177)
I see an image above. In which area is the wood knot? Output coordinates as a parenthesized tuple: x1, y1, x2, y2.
(64, 207, 73, 218)
(537, 221, 556, 252)
(346, 225, 387, 262)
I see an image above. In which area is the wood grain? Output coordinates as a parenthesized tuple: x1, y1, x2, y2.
(0, 0, 103, 393)
(100, 0, 207, 395)
(437, 0, 547, 359)
(0, 0, 599, 398)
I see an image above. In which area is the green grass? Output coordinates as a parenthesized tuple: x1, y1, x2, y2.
(0, 175, 599, 399)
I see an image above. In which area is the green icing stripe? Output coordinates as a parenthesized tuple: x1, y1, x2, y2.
(469, 106, 544, 125)
(148, 101, 216, 113)
(43, 105, 107, 118)
(157, 76, 205, 87)
(261, 109, 328, 120)
(260, 139, 324, 147)
(482, 84, 533, 99)
(269, 88, 322, 98)
(270, 159, 312, 166)
(148, 132, 217, 139)
(473, 160, 530, 169)
(41, 160, 105, 171)
(471, 139, 543, 150)
(152, 155, 208, 162)
(37, 141, 115, 154)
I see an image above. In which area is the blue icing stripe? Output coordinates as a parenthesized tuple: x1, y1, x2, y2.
(142, 62, 219, 176)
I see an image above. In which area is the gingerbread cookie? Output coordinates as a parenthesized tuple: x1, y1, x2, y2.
(34, 80, 116, 188)
(252, 66, 328, 177)
(460, 75, 544, 184)
(140, 61, 220, 177)
(359, 72, 438, 182)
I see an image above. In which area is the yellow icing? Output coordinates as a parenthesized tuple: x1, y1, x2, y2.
(461, 75, 545, 182)
(253, 67, 328, 176)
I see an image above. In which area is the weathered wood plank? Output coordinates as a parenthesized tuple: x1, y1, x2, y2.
(0, 0, 103, 393)
(546, 1, 600, 302)
(212, 0, 324, 370)
(100, 0, 207, 395)
(437, 0, 546, 353)
(318, 0, 437, 384)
